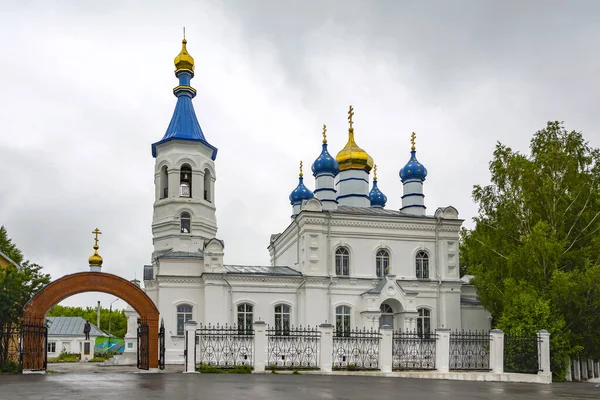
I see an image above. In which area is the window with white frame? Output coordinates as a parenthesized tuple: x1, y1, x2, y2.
(376, 249, 390, 277)
(237, 303, 253, 334)
(379, 303, 394, 328)
(274, 304, 291, 335)
(176, 304, 193, 336)
(335, 247, 350, 276)
(180, 212, 191, 233)
(335, 305, 351, 336)
(416, 251, 429, 279)
(47, 342, 56, 353)
(417, 308, 431, 337)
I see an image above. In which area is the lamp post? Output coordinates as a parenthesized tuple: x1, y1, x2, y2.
(108, 298, 119, 335)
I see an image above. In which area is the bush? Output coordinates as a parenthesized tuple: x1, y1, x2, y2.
(196, 364, 252, 374)
(0, 361, 19, 374)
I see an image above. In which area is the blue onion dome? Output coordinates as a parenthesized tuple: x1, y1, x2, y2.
(289, 161, 315, 205)
(399, 132, 427, 182)
(311, 125, 339, 176)
(369, 165, 387, 208)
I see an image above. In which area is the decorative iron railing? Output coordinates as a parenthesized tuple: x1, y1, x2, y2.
(503, 334, 540, 374)
(333, 327, 381, 370)
(196, 323, 254, 368)
(392, 330, 437, 370)
(0, 323, 21, 372)
(449, 330, 491, 371)
(266, 326, 320, 370)
(20, 318, 48, 372)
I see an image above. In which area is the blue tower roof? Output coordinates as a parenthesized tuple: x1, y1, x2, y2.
(290, 162, 314, 205)
(399, 150, 427, 182)
(369, 166, 387, 208)
(151, 39, 218, 160)
(312, 125, 339, 176)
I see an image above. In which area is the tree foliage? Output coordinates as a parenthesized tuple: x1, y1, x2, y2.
(461, 121, 600, 380)
(0, 226, 51, 325)
(47, 305, 128, 339)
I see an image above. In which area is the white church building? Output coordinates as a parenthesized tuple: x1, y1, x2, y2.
(139, 38, 491, 364)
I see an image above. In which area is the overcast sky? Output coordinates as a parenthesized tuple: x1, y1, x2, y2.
(1, 0, 599, 310)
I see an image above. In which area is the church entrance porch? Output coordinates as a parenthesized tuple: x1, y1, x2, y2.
(21, 272, 161, 373)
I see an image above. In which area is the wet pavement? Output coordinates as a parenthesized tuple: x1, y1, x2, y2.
(0, 373, 598, 400)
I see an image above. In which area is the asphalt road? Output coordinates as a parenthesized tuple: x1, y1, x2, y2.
(0, 373, 598, 400)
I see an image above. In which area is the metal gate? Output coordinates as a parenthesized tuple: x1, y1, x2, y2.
(137, 320, 149, 370)
(21, 319, 48, 372)
(158, 319, 165, 370)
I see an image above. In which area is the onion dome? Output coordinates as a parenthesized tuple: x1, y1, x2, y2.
(289, 161, 315, 205)
(369, 165, 387, 208)
(335, 105, 374, 172)
(399, 132, 427, 182)
(88, 228, 103, 268)
(174, 38, 195, 73)
(312, 125, 339, 176)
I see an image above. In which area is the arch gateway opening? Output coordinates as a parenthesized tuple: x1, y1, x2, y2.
(21, 272, 161, 372)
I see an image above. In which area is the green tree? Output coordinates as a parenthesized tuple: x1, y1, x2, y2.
(0, 226, 51, 370)
(47, 305, 128, 339)
(461, 121, 600, 380)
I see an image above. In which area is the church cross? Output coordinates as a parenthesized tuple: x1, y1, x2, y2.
(410, 132, 416, 151)
(322, 124, 327, 144)
(348, 105, 354, 130)
(92, 228, 102, 246)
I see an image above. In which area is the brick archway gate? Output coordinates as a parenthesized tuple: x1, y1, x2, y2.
(22, 272, 160, 371)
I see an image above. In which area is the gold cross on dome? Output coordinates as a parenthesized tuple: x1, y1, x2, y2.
(92, 228, 102, 246)
(410, 132, 416, 151)
(322, 124, 327, 144)
(299, 160, 303, 177)
(348, 105, 354, 129)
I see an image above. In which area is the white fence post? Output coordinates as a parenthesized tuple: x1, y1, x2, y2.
(380, 326, 393, 373)
(253, 321, 267, 373)
(319, 323, 334, 373)
(184, 321, 198, 373)
(537, 329, 551, 377)
(565, 357, 572, 381)
(436, 328, 450, 373)
(489, 329, 504, 374)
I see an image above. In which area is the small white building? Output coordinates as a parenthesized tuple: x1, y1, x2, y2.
(47, 317, 107, 362)
(139, 39, 492, 364)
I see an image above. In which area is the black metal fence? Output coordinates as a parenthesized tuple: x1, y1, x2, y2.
(137, 321, 149, 370)
(267, 326, 320, 370)
(504, 334, 540, 374)
(0, 323, 21, 373)
(196, 323, 254, 368)
(449, 330, 491, 371)
(333, 327, 381, 370)
(392, 330, 437, 370)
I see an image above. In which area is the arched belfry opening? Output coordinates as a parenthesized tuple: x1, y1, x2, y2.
(180, 164, 192, 197)
(159, 166, 168, 199)
(203, 168, 212, 202)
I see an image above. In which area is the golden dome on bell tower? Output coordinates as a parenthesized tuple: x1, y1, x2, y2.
(335, 105, 374, 172)
(174, 31, 195, 73)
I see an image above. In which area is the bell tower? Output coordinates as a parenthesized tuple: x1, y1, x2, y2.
(150, 36, 219, 255)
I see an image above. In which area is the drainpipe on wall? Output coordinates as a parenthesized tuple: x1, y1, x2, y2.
(296, 278, 307, 325)
(435, 216, 442, 329)
(223, 275, 233, 324)
(295, 217, 301, 267)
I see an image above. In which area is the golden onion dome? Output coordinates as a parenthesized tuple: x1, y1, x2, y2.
(174, 39, 194, 73)
(335, 105, 374, 172)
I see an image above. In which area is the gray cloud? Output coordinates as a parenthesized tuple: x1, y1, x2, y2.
(1, 0, 598, 309)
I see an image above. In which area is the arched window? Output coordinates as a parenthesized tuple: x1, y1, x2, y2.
(180, 165, 192, 197)
(335, 247, 350, 276)
(335, 305, 351, 336)
(176, 304, 193, 336)
(274, 304, 291, 335)
(416, 251, 429, 279)
(237, 303, 253, 334)
(204, 168, 212, 202)
(379, 303, 394, 328)
(160, 166, 168, 199)
(180, 212, 191, 233)
(376, 249, 390, 277)
(417, 308, 431, 337)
